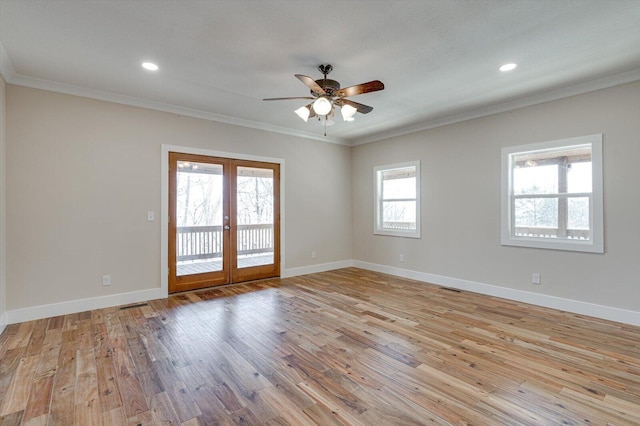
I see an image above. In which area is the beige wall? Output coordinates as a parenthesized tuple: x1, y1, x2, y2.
(6, 85, 352, 310)
(0, 75, 6, 327)
(5, 80, 640, 318)
(352, 81, 640, 312)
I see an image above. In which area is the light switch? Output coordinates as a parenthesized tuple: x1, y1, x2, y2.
(147, 211, 155, 222)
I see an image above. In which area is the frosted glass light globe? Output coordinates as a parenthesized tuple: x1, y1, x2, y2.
(312, 97, 332, 115)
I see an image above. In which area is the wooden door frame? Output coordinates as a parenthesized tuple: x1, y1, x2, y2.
(161, 145, 285, 296)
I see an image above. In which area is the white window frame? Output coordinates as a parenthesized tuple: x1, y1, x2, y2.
(374, 161, 421, 238)
(501, 134, 604, 253)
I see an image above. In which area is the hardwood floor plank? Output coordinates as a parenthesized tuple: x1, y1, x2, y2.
(126, 410, 154, 426)
(296, 379, 365, 425)
(0, 267, 638, 425)
(22, 414, 48, 426)
(25, 320, 48, 357)
(0, 325, 18, 359)
(75, 347, 99, 404)
(149, 391, 181, 425)
(112, 346, 149, 418)
(190, 383, 234, 425)
(0, 410, 23, 426)
(22, 375, 53, 423)
(106, 314, 149, 418)
(49, 342, 77, 426)
(74, 399, 102, 426)
(0, 348, 25, 412)
(101, 407, 126, 425)
(258, 386, 317, 426)
(0, 355, 39, 416)
(151, 358, 201, 423)
(7, 322, 35, 351)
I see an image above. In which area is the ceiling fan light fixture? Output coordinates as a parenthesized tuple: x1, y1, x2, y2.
(341, 104, 357, 121)
(312, 97, 332, 116)
(264, 65, 384, 135)
(294, 105, 311, 122)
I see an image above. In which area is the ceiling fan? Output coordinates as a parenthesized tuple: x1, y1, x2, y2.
(263, 64, 384, 131)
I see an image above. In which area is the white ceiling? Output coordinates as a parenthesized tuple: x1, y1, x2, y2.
(1, 0, 639, 145)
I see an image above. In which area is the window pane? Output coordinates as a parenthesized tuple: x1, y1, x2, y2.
(383, 176, 416, 199)
(514, 198, 558, 228)
(568, 197, 590, 230)
(567, 162, 592, 193)
(382, 201, 416, 229)
(513, 165, 558, 195)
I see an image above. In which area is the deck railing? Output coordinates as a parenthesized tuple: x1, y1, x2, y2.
(382, 221, 416, 230)
(514, 227, 589, 240)
(177, 224, 273, 261)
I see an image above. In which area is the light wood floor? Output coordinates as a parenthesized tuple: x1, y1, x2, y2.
(0, 268, 638, 425)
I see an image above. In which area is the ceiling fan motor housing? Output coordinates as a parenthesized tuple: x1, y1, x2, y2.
(313, 78, 341, 97)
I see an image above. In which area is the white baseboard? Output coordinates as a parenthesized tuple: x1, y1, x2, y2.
(6, 288, 165, 325)
(0, 312, 6, 334)
(282, 260, 355, 278)
(4, 260, 638, 327)
(353, 260, 640, 327)
(4, 260, 354, 325)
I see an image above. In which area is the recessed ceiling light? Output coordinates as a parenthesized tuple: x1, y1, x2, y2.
(499, 63, 517, 72)
(142, 62, 159, 71)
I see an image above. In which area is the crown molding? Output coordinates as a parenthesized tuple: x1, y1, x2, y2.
(3, 66, 348, 146)
(3, 39, 639, 148)
(352, 68, 640, 146)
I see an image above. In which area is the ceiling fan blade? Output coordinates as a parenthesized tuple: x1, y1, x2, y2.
(335, 80, 384, 98)
(295, 74, 326, 95)
(342, 99, 373, 114)
(263, 96, 315, 101)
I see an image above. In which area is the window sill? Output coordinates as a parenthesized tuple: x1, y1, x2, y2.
(501, 235, 603, 253)
(375, 229, 421, 239)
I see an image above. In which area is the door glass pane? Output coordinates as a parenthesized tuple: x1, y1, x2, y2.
(236, 166, 274, 268)
(176, 161, 224, 276)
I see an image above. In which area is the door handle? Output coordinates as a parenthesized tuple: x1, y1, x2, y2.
(224, 225, 230, 230)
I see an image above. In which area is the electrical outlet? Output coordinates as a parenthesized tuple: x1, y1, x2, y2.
(311, 251, 316, 259)
(102, 274, 112, 286)
(531, 273, 541, 285)
(399, 254, 405, 262)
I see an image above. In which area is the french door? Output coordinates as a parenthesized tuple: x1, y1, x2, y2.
(168, 152, 280, 293)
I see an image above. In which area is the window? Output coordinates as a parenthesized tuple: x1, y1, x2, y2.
(501, 134, 603, 253)
(374, 161, 420, 238)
